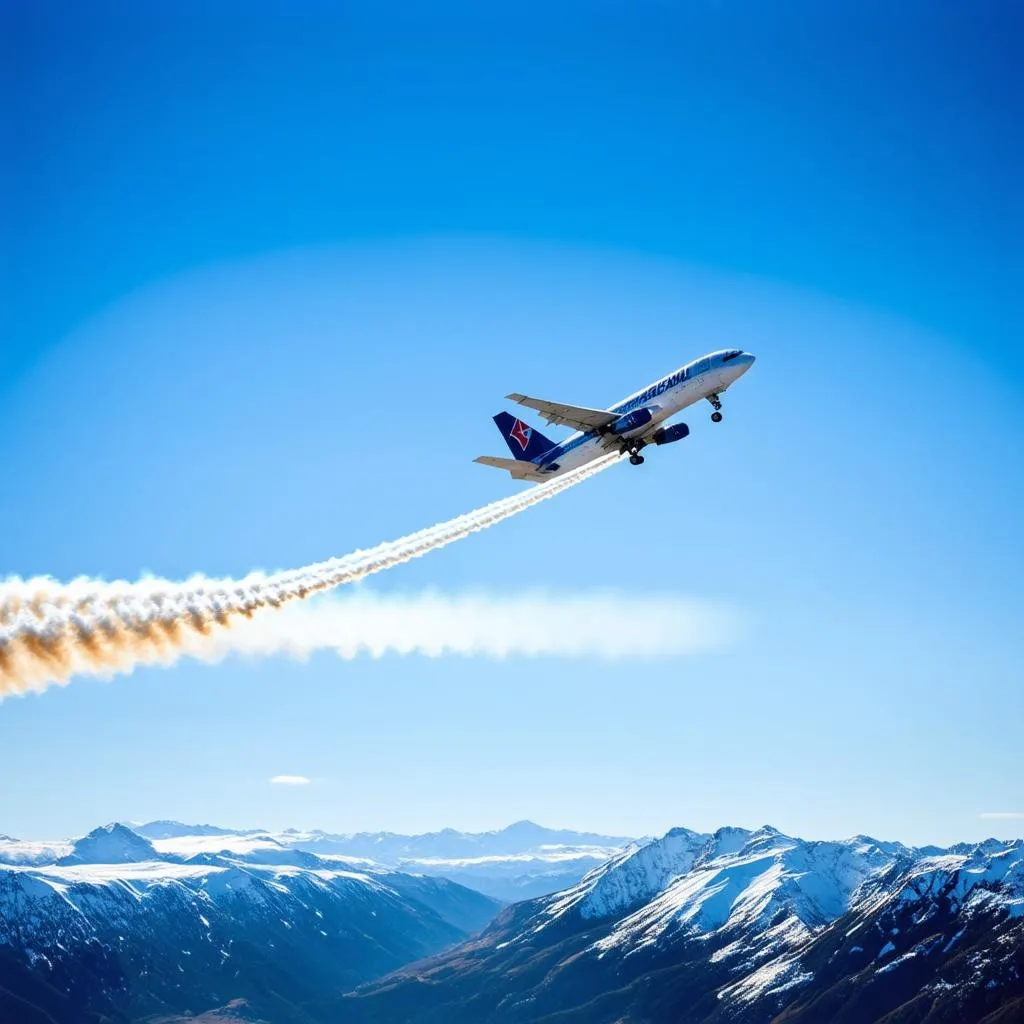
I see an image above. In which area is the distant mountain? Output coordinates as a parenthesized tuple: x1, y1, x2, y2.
(302, 819, 635, 861)
(135, 819, 244, 840)
(340, 826, 1024, 1023)
(0, 834, 71, 866)
(137, 818, 634, 901)
(56, 822, 160, 865)
(0, 823, 500, 1024)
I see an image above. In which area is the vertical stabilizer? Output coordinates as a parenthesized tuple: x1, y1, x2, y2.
(492, 412, 557, 461)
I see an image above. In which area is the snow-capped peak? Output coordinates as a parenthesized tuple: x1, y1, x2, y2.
(59, 822, 159, 865)
(584, 829, 911, 958)
(546, 825, 709, 922)
(695, 825, 754, 865)
(541, 823, 933, 965)
(862, 839, 1024, 921)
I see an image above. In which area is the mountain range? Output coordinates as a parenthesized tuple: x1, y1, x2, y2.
(1, 821, 1020, 1023)
(0, 818, 631, 902)
(343, 825, 1024, 1023)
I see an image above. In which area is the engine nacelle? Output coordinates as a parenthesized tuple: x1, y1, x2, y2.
(609, 407, 654, 436)
(652, 422, 690, 445)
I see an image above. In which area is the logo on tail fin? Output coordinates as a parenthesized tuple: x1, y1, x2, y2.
(493, 411, 556, 461)
(509, 418, 533, 451)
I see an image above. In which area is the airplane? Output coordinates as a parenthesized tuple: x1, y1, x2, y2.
(475, 349, 756, 482)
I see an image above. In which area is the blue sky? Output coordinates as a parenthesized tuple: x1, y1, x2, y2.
(1, 1, 1021, 846)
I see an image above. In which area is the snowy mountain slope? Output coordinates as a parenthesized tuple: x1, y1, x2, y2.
(546, 825, 708, 921)
(590, 827, 917, 960)
(339, 827, 1024, 1024)
(540, 825, 913, 950)
(0, 831, 500, 1024)
(772, 840, 1024, 1023)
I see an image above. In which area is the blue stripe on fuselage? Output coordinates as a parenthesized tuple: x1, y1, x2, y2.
(536, 433, 590, 464)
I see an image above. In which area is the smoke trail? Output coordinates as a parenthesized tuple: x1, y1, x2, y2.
(199, 590, 731, 662)
(0, 455, 619, 697)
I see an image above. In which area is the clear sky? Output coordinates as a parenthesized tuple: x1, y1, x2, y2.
(1, 1, 1021, 847)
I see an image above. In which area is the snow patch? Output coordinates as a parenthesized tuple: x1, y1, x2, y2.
(719, 956, 813, 1005)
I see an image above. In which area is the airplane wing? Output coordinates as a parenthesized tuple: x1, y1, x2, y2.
(506, 393, 617, 432)
(473, 455, 548, 482)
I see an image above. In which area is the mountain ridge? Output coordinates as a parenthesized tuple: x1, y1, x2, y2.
(339, 825, 1023, 1023)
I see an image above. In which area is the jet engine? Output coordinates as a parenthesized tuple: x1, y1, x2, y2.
(652, 422, 690, 445)
(609, 407, 654, 436)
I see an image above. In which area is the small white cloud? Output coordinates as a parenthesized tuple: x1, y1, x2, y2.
(979, 812, 1024, 820)
(270, 775, 312, 786)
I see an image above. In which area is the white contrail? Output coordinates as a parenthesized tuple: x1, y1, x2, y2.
(198, 589, 731, 663)
(0, 455, 620, 696)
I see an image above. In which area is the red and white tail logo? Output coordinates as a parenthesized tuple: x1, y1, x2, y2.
(509, 418, 533, 451)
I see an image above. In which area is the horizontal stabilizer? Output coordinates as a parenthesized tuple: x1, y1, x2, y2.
(506, 392, 617, 432)
(473, 455, 548, 482)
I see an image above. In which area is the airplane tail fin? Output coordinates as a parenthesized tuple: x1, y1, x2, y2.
(493, 412, 557, 462)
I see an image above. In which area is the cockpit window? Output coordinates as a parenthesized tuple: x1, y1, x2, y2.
(722, 349, 743, 362)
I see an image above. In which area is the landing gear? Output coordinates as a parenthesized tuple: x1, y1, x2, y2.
(707, 393, 724, 422)
(621, 441, 647, 466)
(711, 411, 723, 423)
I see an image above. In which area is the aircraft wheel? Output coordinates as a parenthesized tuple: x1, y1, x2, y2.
(629, 454, 644, 466)
(711, 411, 723, 423)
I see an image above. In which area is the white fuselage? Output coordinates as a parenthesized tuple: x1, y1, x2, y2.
(536, 349, 756, 477)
